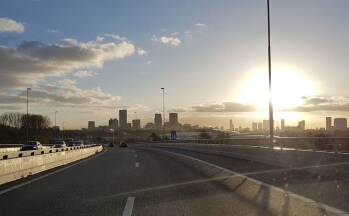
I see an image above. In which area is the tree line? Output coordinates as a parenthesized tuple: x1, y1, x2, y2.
(0, 112, 52, 144)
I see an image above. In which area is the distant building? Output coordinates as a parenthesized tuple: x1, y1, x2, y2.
(154, 113, 162, 128)
(298, 120, 305, 131)
(168, 113, 180, 130)
(281, 119, 285, 131)
(119, 110, 127, 129)
(88, 121, 95, 130)
(132, 119, 141, 129)
(183, 124, 191, 131)
(229, 120, 234, 131)
(127, 123, 131, 128)
(326, 117, 333, 131)
(144, 122, 154, 129)
(109, 118, 118, 129)
(334, 118, 347, 131)
(263, 120, 270, 132)
(252, 122, 257, 131)
(257, 123, 263, 131)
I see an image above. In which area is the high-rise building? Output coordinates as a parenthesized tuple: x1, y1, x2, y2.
(168, 113, 180, 130)
(154, 113, 162, 128)
(334, 118, 347, 131)
(298, 120, 305, 130)
(119, 110, 127, 129)
(263, 120, 270, 132)
(109, 118, 118, 129)
(326, 117, 332, 131)
(132, 119, 141, 129)
(229, 120, 234, 131)
(88, 121, 95, 130)
(258, 123, 263, 131)
(252, 122, 257, 131)
(281, 119, 285, 131)
(169, 113, 178, 124)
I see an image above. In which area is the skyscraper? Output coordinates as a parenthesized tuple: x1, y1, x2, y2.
(229, 119, 234, 131)
(326, 117, 332, 131)
(119, 110, 127, 129)
(154, 113, 162, 128)
(281, 119, 285, 131)
(88, 121, 95, 130)
(109, 118, 118, 129)
(334, 118, 347, 131)
(132, 119, 141, 129)
(169, 113, 178, 124)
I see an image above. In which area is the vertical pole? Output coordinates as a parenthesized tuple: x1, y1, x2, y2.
(26, 88, 31, 141)
(161, 87, 165, 140)
(267, 0, 274, 141)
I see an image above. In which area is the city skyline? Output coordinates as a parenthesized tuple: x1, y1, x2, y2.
(1, 1, 349, 130)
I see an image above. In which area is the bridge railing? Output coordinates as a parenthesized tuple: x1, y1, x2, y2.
(163, 137, 349, 153)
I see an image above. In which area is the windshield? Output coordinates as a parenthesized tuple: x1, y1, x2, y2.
(1, 1, 349, 215)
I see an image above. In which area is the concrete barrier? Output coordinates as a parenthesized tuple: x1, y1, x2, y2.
(137, 143, 349, 179)
(0, 145, 103, 185)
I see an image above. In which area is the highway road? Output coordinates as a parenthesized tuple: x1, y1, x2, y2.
(0, 146, 347, 216)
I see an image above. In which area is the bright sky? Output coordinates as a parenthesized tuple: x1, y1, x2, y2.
(1, 0, 349, 129)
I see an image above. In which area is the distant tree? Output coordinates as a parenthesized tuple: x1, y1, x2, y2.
(199, 130, 212, 139)
(149, 132, 161, 141)
(217, 131, 230, 139)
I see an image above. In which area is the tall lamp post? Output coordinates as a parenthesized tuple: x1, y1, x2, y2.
(54, 111, 58, 139)
(161, 87, 165, 139)
(62, 121, 65, 140)
(26, 88, 31, 141)
(267, 0, 274, 140)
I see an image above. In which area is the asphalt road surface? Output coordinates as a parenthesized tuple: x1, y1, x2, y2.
(0, 146, 347, 216)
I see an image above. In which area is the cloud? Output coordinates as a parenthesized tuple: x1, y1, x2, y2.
(168, 102, 257, 113)
(0, 38, 135, 91)
(151, 35, 181, 46)
(96, 36, 105, 42)
(290, 96, 349, 112)
(105, 34, 128, 41)
(46, 29, 59, 34)
(58, 79, 76, 86)
(137, 48, 147, 56)
(73, 70, 94, 78)
(146, 61, 152, 65)
(195, 22, 206, 27)
(0, 18, 24, 33)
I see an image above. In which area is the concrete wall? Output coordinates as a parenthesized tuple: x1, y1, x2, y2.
(0, 145, 102, 185)
(138, 143, 349, 179)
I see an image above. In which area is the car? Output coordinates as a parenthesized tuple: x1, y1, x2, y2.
(20, 141, 43, 151)
(119, 142, 128, 148)
(54, 140, 67, 148)
(108, 142, 114, 147)
(74, 141, 84, 146)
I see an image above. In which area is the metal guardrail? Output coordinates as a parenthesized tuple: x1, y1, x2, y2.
(0, 144, 100, 160)
(163, 137, 349, 153)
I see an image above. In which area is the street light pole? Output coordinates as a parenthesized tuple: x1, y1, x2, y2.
(267, 0, 274, 140)
(55, 111, 58, 139)
(161, 87, 165, 139)
(62, 121, 65, 140)
(26, 88, 31, 141)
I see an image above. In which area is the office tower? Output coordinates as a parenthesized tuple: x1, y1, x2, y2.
(334, 118, 347, 131)
(298, 120, 305, 130)
(132, 119, 141, 129)
(229, 119, 234, 131)
(109, 118, 118, 129)
(326, 117, 332, 131)
(252, 122, 257, 131)
(119, 110, 127, 129)
(263, 120, 270, 131)
(258, 123, 263, 131)
(154, 113, 162, 128)
(169, 113, 178, 124)
(88, 121, 95, 130)
(281, 119, 285, 131)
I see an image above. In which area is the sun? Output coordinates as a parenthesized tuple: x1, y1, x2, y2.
(235, 65, 317, 110)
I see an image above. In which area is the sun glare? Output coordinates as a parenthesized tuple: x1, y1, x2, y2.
(235, 66, 317, 110)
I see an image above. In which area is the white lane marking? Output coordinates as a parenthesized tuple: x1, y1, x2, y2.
(135, 162, 139, 168)
(122, 197, 135, 216)
(156, 148, 349, 215)
(0, 147, 108, 195)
